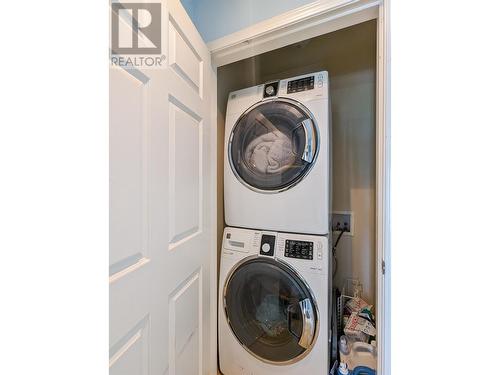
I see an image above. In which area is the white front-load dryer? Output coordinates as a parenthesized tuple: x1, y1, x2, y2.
(218, 227, 330, 375)
(224, 71, 330, 235)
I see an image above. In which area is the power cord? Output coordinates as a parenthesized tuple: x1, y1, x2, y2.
(332, 225, 347, 257)
(331, 223, 348, 277)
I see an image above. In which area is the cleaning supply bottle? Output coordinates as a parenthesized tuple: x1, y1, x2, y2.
(339, 335, 351, 365)
(352, 366, 376, 375)
(350, 341, 377, 370)
(337, 362, 350, 375)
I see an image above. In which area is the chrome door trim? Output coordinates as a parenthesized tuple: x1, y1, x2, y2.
(227, 97, 320, 194)
(222, 255, 320, 365)
(297, 298, 315, 349)
(300, 118, 316, 163)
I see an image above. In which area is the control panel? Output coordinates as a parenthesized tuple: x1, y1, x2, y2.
(260, 234, 276, 256)
(287, 76, 315, 94)
(285, 240, 314, 260)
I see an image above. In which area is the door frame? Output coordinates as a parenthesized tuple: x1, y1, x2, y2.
(207, 1, 391, 374)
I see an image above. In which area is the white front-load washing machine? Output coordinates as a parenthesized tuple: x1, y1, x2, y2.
(218, 227, 330, 375)
(224, 71, 330, 235)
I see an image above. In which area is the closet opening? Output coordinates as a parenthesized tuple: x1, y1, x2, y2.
(216, 19, 380, 374)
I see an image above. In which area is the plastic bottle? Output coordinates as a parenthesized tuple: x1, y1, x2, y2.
(352, 366, 376, 375)
(337, 362, 350, 375)
(350, 341, 377, 370)
(339, 335, 351, 364)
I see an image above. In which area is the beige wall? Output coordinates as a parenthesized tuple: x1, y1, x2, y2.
(217, 20, 377, 304)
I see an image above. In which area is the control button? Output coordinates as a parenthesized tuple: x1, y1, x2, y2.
(265, 85, 275, 96)
(264, 82, 279, 98)
(261, 243, 271, 253)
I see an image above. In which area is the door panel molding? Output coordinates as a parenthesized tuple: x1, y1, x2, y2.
(110, 70, 150, 265)
(109, 255, 151, 284)
(169, 16, 203, 95)
(167, 97, 203, 248)
(168, 269, 203, 375)
(109, 315, 150, 375)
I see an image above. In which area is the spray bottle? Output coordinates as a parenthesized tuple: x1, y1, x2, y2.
(337, 362, 350, 375)
(338, 335, 351, 365)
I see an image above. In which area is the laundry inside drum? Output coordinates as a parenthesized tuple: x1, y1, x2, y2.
(230, 99, 317, 191)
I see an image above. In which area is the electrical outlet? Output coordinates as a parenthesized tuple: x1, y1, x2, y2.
(331, 211, 354, 236)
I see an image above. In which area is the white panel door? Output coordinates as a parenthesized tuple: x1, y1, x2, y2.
(110, 1, 217, 374)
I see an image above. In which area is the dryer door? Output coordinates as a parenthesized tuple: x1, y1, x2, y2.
(223, 257, 318, 364)
(228, 98, 318, 192)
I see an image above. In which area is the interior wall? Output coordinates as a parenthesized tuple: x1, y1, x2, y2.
(217, 20, 377, 304)
(180, 0, 316, 42)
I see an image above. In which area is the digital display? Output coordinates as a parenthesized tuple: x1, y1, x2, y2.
(285, 240, 314, 260)
(287, 76, 314, 93)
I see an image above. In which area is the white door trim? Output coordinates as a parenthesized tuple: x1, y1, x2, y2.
(208, 56, 219, 375)
(376, 2, 391, 375)
(208, 1, 390, 374)
(208, 0, 380, 67)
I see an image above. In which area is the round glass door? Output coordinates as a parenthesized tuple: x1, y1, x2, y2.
(228, 99, 318, 192)
(224, 257, 318, 364)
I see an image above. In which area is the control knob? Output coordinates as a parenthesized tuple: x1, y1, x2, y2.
(265, 85, 275, 96)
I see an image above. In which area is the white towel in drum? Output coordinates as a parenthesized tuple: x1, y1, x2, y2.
(245, 130, 294, 174)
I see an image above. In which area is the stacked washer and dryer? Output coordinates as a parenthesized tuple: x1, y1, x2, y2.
(219, 72, 332, 375)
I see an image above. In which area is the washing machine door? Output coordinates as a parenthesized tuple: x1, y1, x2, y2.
(228, 98, 318, 192)
(224, 257, 318, 364)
